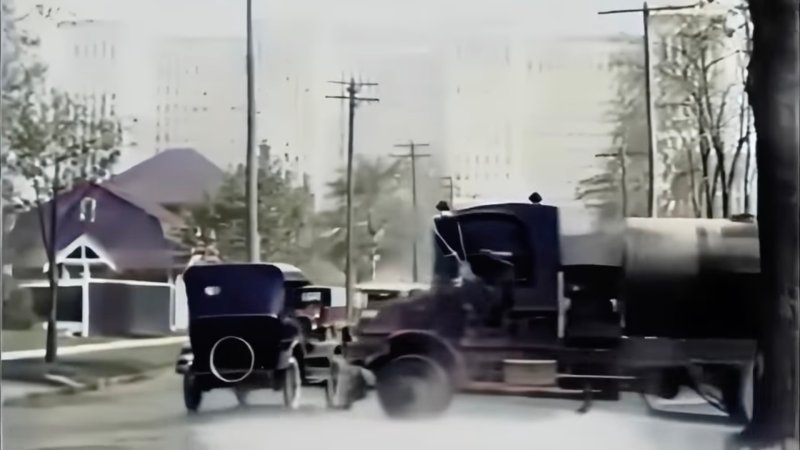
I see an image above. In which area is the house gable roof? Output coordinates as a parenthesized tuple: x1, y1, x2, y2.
(108, 148, 225, 206)
(7, 183, 181, 271)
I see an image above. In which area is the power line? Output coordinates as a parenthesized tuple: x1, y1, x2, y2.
(325, 77, 379, 320)
(391, 141, 431, 283)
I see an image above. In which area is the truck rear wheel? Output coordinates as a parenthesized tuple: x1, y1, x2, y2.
(376, 354, 453, 419)
(722, 362, 754, 424)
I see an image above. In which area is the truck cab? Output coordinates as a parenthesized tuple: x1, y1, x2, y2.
(337, 195, 757, 422)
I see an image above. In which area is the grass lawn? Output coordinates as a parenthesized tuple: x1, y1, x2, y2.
(1, 328, 115, 353)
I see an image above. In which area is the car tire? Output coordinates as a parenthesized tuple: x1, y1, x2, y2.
(376, 354, 453, 419)
(325, 357, 353, 410)
(183, 373, 203, 413)
(283, 357, 302, 410)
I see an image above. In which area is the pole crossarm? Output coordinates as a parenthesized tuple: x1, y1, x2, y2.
(598, 3, 702, 15)
(323, 77, 380, 320)
(390, 141, 431, 282)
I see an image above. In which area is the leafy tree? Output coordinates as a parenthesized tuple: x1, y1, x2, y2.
(1, 13, 123, 362)
(183, 159, 315, 268)
(315, 155, 411, 282)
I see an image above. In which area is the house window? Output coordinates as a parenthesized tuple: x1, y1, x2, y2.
(80, 197, 97, 223)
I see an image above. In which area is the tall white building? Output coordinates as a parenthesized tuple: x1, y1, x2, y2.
(253, 17, 333, 190)
(442, 33, 632, 207)
(42, 19, 157, 171)
(153, 36, 246, 170)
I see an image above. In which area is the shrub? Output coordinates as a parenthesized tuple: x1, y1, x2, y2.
(2, 284, 37, 330)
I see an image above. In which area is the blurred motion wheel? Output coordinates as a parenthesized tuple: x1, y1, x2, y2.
(723, 361, 755, 424)
(283, 357, 302, 410)
(325, 357, 353, 410)
(183, 374, 202, 413)
(376, 354, 453, 419)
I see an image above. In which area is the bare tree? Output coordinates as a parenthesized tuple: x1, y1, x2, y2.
(655, 9, 752, 218)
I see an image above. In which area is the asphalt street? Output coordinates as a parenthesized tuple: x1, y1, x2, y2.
(2, 372, 746, 450)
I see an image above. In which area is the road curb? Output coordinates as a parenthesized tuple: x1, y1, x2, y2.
(2, 367, 169, 407)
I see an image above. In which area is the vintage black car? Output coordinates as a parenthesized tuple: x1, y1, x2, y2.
(181, 263, 304, 413)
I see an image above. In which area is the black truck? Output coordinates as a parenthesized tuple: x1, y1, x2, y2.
(327, 194, 759, 422)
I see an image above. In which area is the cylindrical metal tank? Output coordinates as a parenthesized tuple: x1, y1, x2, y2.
(621, 217, 760, 339)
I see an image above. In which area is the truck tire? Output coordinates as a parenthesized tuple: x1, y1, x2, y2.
(376, 354, 453, 419)
(722, 362, 754, 424)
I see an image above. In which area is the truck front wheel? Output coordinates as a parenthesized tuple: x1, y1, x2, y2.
(376, 354, 453, 419)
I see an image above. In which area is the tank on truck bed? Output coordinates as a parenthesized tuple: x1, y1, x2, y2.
(327, 195, 758, 423)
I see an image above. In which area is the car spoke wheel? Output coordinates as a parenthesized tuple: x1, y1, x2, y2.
(283, 357, 302, 410)
(326, 358, 352, 410)
(183, 374, 203, 413)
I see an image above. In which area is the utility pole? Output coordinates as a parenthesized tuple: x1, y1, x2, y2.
(391, 141, 431, 283)
(325, 78, 379, 320)
(244, 0, 259, 262)
(598, 2, 701, 218)
(596, 149, 647, 217)
(440, 176, 455, 208)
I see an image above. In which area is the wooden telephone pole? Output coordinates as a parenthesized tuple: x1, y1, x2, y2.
(441, 176, 455, 208)
(245, 0, 259, 262)
(391, 141, 431, 283)
(596, 148, 648, 217)
(325, 78, 379, 319)
(598, 2, 701, 217)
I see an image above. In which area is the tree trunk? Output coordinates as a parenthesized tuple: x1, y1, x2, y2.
(44, 184, 58, 364)
(742, 0, 799, 446)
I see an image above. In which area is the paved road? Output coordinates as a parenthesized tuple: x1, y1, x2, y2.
(3, 372, 745, 450)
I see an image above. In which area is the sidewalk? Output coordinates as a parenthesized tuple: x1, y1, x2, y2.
(1, 329, 115, 353)
(2, 336, 187, 405)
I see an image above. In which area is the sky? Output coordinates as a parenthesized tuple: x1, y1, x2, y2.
(14, 0, 703, 39)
